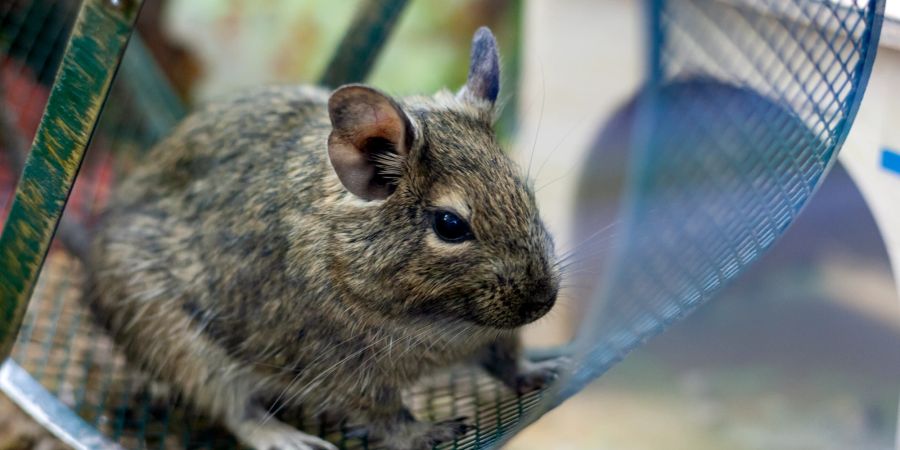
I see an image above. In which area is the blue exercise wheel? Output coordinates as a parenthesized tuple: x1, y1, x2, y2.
(533, 0, 886, 437)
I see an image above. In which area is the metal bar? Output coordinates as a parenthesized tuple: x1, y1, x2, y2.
(120, 33, 186, 143)
(0, 0, 144, 357)
(319, 0, 409, 87)
(0, 78, 28, 182)
(0, 359, 122, 450)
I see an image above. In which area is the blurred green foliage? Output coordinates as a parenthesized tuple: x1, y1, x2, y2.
(166, 0, 520, 139)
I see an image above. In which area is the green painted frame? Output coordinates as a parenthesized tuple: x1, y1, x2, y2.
(0, 0, 144, 357)
(319, 0, 409, 87)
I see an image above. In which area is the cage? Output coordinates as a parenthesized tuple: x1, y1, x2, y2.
(0, 0, 889, 449)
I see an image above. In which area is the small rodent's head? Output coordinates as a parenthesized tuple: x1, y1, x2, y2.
(326, 27, 558, 329)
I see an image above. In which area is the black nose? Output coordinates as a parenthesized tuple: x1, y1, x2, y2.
(518, 278, 558, 320)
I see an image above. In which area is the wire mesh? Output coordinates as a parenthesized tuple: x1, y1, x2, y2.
(552, 0, 884, 407)
(12, 254, 548, 449)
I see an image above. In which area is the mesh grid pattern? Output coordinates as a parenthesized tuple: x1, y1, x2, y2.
(558, 0, 882, 402)
(12, 254, 547, 449)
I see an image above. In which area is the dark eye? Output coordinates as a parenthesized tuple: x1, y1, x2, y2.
(432, 210, 473, 243)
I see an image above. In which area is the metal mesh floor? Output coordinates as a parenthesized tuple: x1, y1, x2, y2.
(558, 0, 884, 399)
(8, 249, 548, 449)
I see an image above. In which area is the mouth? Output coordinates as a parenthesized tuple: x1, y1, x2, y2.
(475, 290, 557, 329)
(410, 285, 558, 329)
(516, 293, 557, 325)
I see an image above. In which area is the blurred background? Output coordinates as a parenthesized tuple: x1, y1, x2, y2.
(1, 0, 899, 449)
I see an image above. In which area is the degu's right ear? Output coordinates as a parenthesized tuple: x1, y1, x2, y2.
(327, 85, 415, 201)
(457, 26, 500, 108)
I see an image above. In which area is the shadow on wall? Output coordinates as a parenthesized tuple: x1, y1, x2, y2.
(555, 77, 899, 449)
(569, 77, 826, 325)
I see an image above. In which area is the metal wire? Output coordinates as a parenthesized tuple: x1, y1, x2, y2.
(551, 0, 884, 409)
(0, 0, 886, 449)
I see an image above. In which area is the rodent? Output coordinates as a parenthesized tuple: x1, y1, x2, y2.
(87, 27, 561, 450)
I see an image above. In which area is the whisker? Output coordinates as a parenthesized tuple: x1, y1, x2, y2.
(263, 334, 391, 424)
(533, 115, 592, 184)
(526, 62, 546, 181)
(556, 248, 616, 271)
(555, 239, 619, 268)
(259, 333, 369, 427)
(555, 219, 622, 261)
(535, 165, 576, 193)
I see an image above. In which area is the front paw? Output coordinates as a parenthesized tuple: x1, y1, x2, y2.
(511, 356, 569, 395)
(228, 416, 337, 450)
(422, 417, 471, 446)
(375, 416, 470, 450)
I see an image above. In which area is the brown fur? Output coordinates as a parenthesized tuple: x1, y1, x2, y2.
(88, 28, 559, 450)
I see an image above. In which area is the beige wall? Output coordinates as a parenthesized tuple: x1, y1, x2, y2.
(837, 19, 900, 450)
(515, 0, 643, 345)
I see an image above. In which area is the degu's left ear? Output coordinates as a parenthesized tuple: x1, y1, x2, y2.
(457, 26, 500, 107)
(328, 85, 414, 201)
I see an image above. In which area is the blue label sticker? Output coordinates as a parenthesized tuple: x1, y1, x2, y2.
(883, 149, 900, 175)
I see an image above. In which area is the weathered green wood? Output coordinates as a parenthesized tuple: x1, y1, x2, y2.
(0, 0, 143, 357)
(319, 0, 409, 87)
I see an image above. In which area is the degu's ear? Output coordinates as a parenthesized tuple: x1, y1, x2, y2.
(457, 26, 500, 107)
(327, 85, 414, 201)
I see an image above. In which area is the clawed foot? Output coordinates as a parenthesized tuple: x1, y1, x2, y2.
(423, 417, 471, 445)
(511, 356, 569, 395)
(228, 416, 337, 450)
(373, 416, 470, 450)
